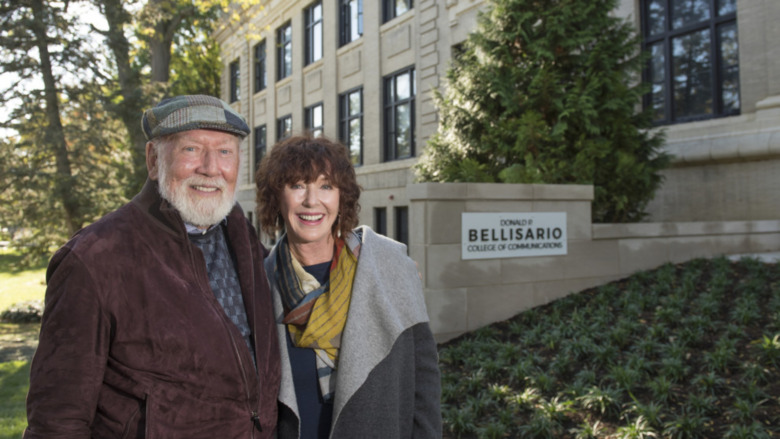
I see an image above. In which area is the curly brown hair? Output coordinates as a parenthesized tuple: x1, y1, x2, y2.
(255, 134, 361, 239)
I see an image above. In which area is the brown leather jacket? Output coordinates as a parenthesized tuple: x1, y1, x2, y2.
(24, 180, 280, 438)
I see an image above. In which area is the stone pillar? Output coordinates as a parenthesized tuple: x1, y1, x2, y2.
(408, 182, 598, 341)
(737, 0, 780, 113)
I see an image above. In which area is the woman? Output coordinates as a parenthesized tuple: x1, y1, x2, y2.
(255, 134, 441, 439)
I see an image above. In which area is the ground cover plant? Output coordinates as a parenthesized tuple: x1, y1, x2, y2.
(438, 256, 780, 438)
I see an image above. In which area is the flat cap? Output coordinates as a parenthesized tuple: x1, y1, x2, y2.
(141, 94, 250, 140)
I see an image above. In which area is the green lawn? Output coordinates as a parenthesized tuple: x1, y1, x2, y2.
(0, 250, 45, 438)
(0, 251, 47, 312)
(0, 361, 30, 439)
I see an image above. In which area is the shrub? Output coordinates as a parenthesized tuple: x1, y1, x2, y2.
(414, 0, 670, 222)
(1, 299, 43, 323)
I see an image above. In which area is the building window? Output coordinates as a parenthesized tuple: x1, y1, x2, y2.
(339, 87, 363, 165)
(340, 0, 363, 46)
(452, 43, 466, 60)
(229, 60, 240, 103)
(254, 125, 267, 171)
(277, 22, 293, 80)
(305, 103, 324, 137)
(383, 0, 412, 23)
(374, 207, 387, 236)
(383, 67, 415, 161)
(642, 0, 739, 124)
(277, 115, 292, 141)
(254, 41, 266, 93)
(394, 206, 409, 248)
(305, 2, 323, 65)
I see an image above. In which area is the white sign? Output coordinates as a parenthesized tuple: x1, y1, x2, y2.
(462, 212, 568, 260)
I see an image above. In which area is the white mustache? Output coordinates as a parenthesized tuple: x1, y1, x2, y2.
(184, 176, 227, 191)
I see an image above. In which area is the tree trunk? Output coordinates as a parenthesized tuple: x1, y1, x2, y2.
(100, 0, 153, 195)
(99, 0, 188, 194)
(147, 0, 186, 85)
(30, 0, 80, 236)
(149, 31, 173, 84)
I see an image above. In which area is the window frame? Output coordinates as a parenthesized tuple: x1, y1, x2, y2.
(339, 0, 363, 46)
(304, 102, 324, 137)
(254, 125, 267, 173)
(640, 0, 740, 125)
(229, 59, 240, 103)
(277, 22, 293, 81)
(277, 115, 292, 141)
(254, 41, 267, 93)
(394, 206, 409, 248)
(339, 87, 363, 165)
(383, 66, 416, 162)
(374, 207, 387, 236)
(383, 0, 413, 23)
(304, 1, 323, 65)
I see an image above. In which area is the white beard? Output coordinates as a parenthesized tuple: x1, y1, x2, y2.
(156, 156, 236, 228)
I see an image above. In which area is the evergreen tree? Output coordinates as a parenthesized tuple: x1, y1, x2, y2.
(0, 0, 131, 264)
(0, 0, 87, 237)
(415, 0, 670, 222)
(0, 91, 132, 265)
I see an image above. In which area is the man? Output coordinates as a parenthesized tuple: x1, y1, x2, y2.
(24, 95, 280, 438)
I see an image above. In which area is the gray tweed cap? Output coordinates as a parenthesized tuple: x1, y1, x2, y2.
(141, 95, 250, 140)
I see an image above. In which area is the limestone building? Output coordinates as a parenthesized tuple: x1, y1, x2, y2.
(216, 0, 467, 243)
(214, 0, 780, 340)
(215, 0, 780, 237)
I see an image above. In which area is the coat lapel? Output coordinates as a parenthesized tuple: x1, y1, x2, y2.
(331, 227, 430, 424)
(266, 248, 299, 417)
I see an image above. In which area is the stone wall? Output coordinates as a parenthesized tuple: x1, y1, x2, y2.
(410, 182, 780, 342)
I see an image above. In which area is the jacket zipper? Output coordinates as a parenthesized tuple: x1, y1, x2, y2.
(187, 237, 260, 435)
(229, 326, 259, 434)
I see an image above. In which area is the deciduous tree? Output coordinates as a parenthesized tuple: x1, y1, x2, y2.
(96, 0, 262, 194)
(0, 0, 263, 264)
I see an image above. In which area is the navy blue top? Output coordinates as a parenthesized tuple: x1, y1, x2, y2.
(286, 260, 333, 439)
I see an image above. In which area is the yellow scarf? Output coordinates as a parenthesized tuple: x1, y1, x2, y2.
(285, 238, 357, 364)
(277, 233, 361, 401)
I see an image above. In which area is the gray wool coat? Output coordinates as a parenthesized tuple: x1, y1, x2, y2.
(265, 226, 442, 439)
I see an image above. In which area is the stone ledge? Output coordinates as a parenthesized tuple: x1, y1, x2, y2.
(355, 158, 418, 175)
(408, 182, 594, 201)
(592, 220, 780, 240)
(662, 96, 780, 165)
